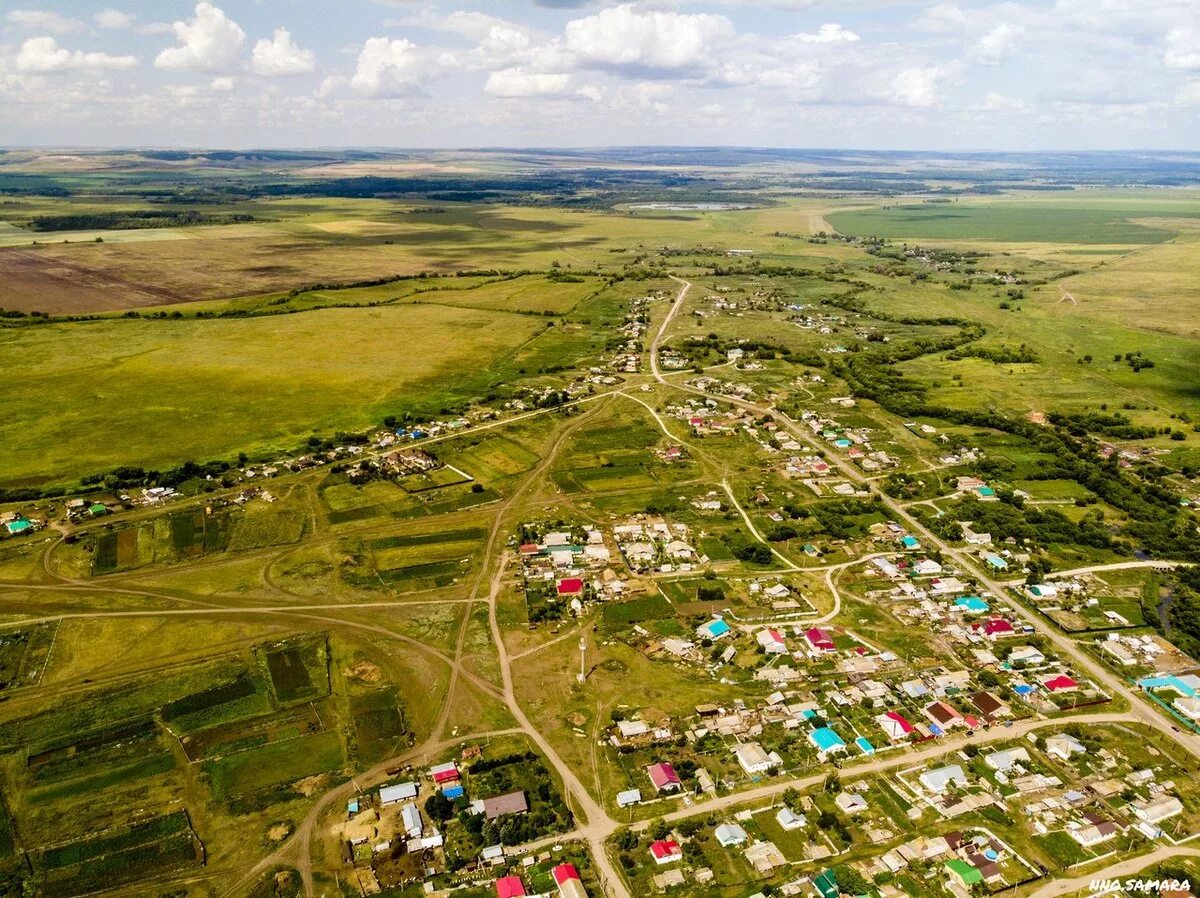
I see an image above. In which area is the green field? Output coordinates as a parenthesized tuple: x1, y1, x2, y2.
(827, 198, 1200, 244)
(0, 303, 545, 487)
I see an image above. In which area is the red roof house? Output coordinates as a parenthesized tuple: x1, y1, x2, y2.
(804, 627, 836, 653)
(650, 839, 682, 865)
(1044, 674, 1079, 692)
(552, 865, 581, 886)
(979, 618, 1016, 639)
(431, 762, 459, 784)
(886, 711, 914, 733)
(646, 762, 682, 793)
(519, 543, 540, 555)
(557, 578, 585, 597)
(495, 876, 527, 898)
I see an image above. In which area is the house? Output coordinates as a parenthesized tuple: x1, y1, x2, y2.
(379, 782, 418, 805)
(1132, 795, 1183, 824)
(735, 742, 781, 774)
(962, 524, 992, 545)
(920, 764, 969, 794)
(978, 618, 1016, 640)
(1173, 696, 1200, 721)
(984, 554, 1009, 570)
(812, 869, 839, 898)
(715, 823, 748, 847)
(1045, 733, 1086, 760)
(971, 691, 1009, 718)
(697, 619, 731, 640)
(945, 859, 983, 888)
(481, 844, 505, 863)
(1008, 645, 1046, 666)
(776, 807, 806, 831)
(552, 864, 588, 898)
(401, 803, 423, 838)
(757, 629, 787, 654)
(1044, 674, 1079, 693)
(804, 627, 836, 654)
(583, 545, 610, 564)
(1071, 821, 1118, 847)
(901, 535, 921, 550)
(495, 875, 527, 898)
(876, 711, 915, 742)
(646, 762, 683, 793)
(924, 701, 963, 729)
(1028, 583, 1058, 599)
(431, 762, 460, 784)
(984, 747, 1030, 772)
(616, 720, 649, 740)
(557, 578, 585, 597)
(616, 789, 642, 808)
(835, 792, 868, 814)
(914, 559, 943, 576)
(650, 840, 683, 865)
(808, 727, 847, 757)
(481, 791, 528, 820)
(955, 596, 990, 614)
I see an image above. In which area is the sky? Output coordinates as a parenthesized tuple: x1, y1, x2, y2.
(1, 0, 1198, 150)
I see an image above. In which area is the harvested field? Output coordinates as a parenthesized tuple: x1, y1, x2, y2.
(0, 248, 185, 313)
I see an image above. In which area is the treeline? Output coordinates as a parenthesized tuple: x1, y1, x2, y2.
(26, 210, 257, 232)
(946, 343, 1039, 364)
(1048, 410, 1159, 440)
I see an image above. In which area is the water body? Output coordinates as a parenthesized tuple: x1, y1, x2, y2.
(627, 202, 756, 211)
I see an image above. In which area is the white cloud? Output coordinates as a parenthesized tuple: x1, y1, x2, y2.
(485, 68, 572, 97)
(252, 28, 316, 76)
(879, 66, 943, 107)
(94, 9, 135, 30)
(1164, 27, 1200, 71)
(564, 4, 734, 73)
(15, 37, 137, 74)
(978, 91, 1027, 111)
(1175, 79, 1200, 105)
(915, 3, 970, 32)
(794, 24, 859, 44)
(5, 10, 82, 35)
(155, 3, 246, 73)
(350, 37, 427, 98)
(972, 23, 1023, 65)
(211, 76, 235, 91)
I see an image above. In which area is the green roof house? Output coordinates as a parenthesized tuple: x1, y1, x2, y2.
(89, 503, 108, 516)
(945, 859, 983, 887)
(813, 869, 838, 898)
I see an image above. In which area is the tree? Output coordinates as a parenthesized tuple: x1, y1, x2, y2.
(425, 791, 454, 823)
(834, 866, 871, 896)
(614, 827, 638, 851)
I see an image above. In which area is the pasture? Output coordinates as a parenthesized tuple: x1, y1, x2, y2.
(0, 303, 545, 487)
